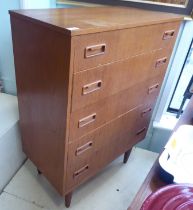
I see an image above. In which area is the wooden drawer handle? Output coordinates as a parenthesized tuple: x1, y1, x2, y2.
(74, 165, 89, 178)
(85, 44, 106, 58)
(82, 80, 102, 95)
(155, 57, 167, 68)
(76, 141, 93, 156)
(163, 30, 175, 40)
(78, 113, 96, 128)
(148, 83, 159, 94)
(141, 108, 152, 117)
(136, 127, 146, 136)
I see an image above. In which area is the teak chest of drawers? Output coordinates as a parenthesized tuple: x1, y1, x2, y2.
(9, 6, 182, 207)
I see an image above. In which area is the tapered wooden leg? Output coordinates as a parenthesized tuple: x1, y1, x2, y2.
(65, 192, 73, 208)
(123, 149, 132, 164)
(37, 168, 42, 175)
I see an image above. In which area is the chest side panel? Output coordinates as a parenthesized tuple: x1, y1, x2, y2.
(10, 15, 72, 195)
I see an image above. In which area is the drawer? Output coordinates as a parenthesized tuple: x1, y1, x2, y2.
(69, 75, 162, 141)
(72, 21, 180, 72)
(66, 103, 153, 191)
(72, 48, 169, 112)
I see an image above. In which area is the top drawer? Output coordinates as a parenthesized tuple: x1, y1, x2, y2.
(72, 21, 180, 72)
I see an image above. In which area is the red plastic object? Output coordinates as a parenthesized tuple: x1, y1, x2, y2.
(141, 184, 193, 210)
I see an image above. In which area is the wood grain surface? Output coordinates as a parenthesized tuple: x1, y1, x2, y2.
(66, 103, 152, 191)
(9, 7, 183, 36)
(72, 48, 173, 111)
(72, 23, 179, 72)
(10, 15, 72, 194)
(70, 76, 163, 140)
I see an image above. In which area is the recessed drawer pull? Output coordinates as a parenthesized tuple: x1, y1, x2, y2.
(85, 44, 106, 58)
(78, 113, 96, 128)
(136, 127, 146, 135)
(76, 141, 93, 156)
(141, 108, 152, 117)
(73, 165, 89, 178)
(82, 80, 102, 95)
(155, 57, 167, 68)
(163, 30, 175, 40)
(148, 83, 159, 94)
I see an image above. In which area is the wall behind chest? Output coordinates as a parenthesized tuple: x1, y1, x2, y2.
(0, 0, 21, 95)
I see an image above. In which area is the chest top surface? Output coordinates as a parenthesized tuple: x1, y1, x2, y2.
(9, 6, 183, 36)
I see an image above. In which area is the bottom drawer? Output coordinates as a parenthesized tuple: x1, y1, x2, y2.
(66, 102, 154, 191)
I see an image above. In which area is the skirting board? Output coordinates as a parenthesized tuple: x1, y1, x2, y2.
(0, 93, 26, 192)
(0, 123, 26, 192)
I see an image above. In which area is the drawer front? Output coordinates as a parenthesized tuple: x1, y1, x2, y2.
(72, 48, 169, 112)
(69, 75, 163, 141)
(73, 21, 180, 72)
(66, 103, 154, 191)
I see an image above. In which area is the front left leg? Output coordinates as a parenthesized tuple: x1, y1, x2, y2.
(65, 191, 73, 208)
